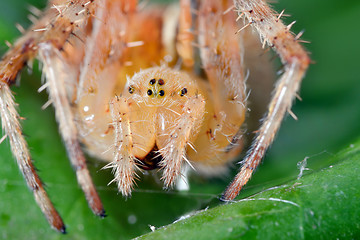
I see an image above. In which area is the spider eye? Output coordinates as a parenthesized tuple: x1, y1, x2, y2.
(180, 88, 187, 96)
(147, 89, 153, 96)
(128, 86, 135, 94)
(159, 90, 165, 96)
(149, 79, 156, 85)
(158, 79, 165, 85)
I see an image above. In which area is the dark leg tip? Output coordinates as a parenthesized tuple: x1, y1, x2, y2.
(59, 225, 67, 234)
(219, 195, 229, 202)
(98, 209, 107, 218)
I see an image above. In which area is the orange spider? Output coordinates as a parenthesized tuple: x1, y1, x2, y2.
(0, 0, 309, 233)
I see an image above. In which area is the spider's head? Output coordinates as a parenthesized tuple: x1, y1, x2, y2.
(124, 67, 197, 103)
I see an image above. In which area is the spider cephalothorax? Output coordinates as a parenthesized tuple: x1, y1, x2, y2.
(0, 0, 309, 232)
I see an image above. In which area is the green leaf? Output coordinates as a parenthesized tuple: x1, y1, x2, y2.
(138, 139, 360, 239)
(0, 0, 360, 240)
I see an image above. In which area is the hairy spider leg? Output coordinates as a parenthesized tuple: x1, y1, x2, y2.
(184, 0, 247, 174)
(105, 97, 140, 197)
(39, 42, 105, 219)
(222, 0, 310, 201)
(156, 89, 206, 188)
(0, 83, 65, 232)
(0, 0, 106, 232)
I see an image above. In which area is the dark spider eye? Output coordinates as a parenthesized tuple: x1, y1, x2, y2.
(149, 79, 156, 85)
(158, 79, 165, 85)
(147, 89, 153, 96)
(180, 88, 187, 96)
(159, 90, 165, 96)
(128, 86, 135, 94)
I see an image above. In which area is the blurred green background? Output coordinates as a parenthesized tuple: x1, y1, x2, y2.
(0, 0, 359, 239)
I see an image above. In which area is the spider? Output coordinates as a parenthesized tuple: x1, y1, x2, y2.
(0, 0, 309, 233)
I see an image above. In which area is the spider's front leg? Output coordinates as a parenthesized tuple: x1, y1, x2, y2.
(222, 0, 310, 200)
(0, 0, 105, 232)
(0, 83, 65, 232)
(158, 95, 206, 188)
(190, 0, 247, 170)
(105, 96, 140, 197)
(38, 43, 104, 217)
